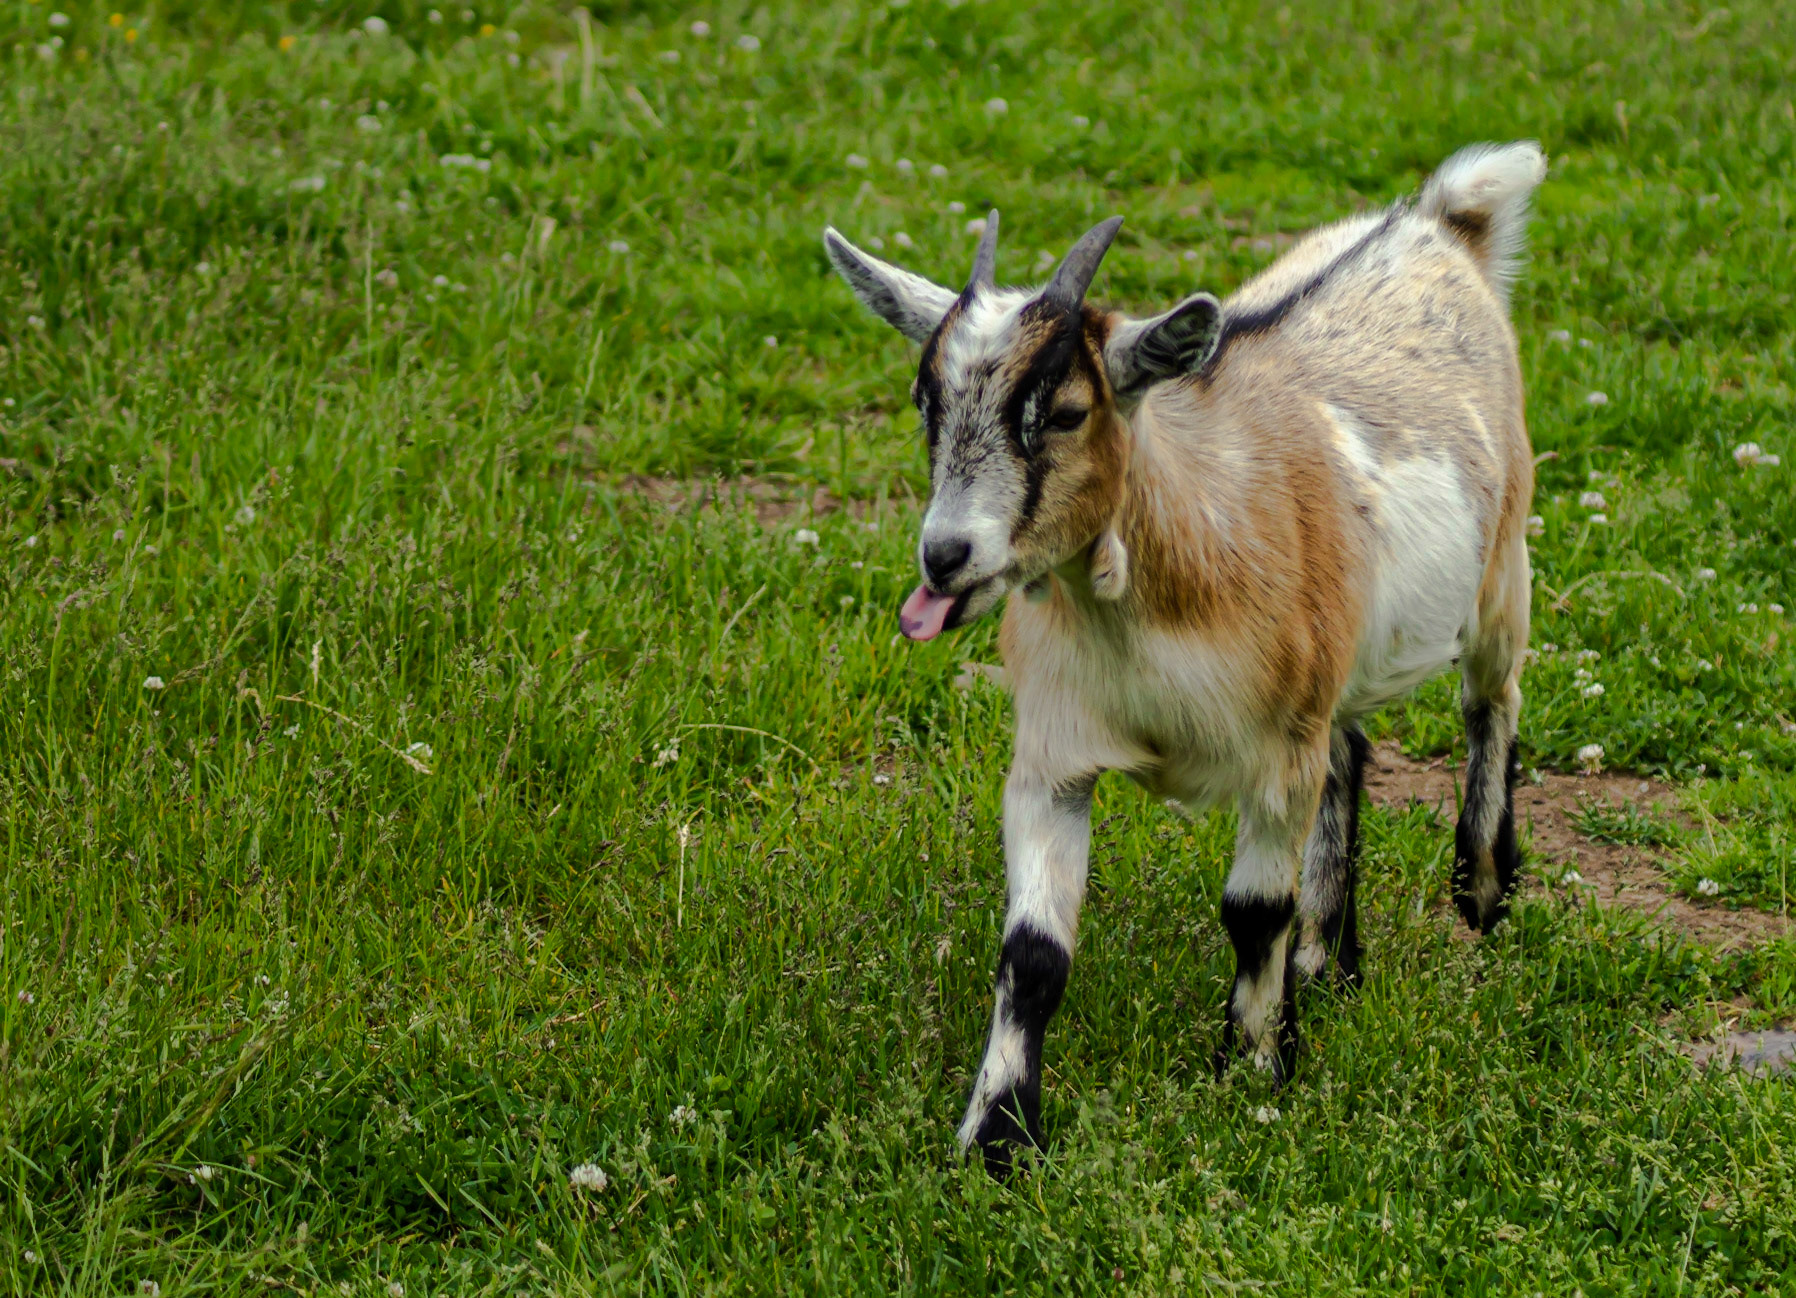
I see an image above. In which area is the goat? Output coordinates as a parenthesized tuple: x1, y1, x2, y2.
(823, 142, 1546, 1175)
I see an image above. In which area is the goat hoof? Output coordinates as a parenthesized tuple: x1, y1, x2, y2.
(970, 1099, 1039, 1180)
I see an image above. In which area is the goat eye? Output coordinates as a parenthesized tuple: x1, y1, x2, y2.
(1046, 407, 1088, 432)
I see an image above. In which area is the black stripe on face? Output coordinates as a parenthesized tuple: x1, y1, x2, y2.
(914, 301, 966, 459)
(1004, 303, 1088, 527)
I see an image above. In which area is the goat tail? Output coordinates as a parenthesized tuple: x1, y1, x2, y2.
(1417, 141, 1547, 303)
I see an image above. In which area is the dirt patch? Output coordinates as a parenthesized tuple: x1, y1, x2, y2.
(1686, 1028, 1796, 1076)
(599, 474, 911, 529)
(1364, 741, 1791, 951)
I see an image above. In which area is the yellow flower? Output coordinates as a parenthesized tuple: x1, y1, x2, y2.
(479, 23, 495, 36)
(125, 27, 137, 41)
(279, 34, 296, 51)
(110, 12, 124, 26)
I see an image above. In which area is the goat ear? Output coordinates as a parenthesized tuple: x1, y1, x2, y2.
(1104, 292, 1223, 397)
(822, 228, 958, 344)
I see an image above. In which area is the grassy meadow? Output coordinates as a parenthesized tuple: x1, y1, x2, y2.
(2, 0, 1795, 1292)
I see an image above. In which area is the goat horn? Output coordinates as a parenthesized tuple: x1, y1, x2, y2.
(963, 209, 1001, 295)
(1042, 215, 1124, 311)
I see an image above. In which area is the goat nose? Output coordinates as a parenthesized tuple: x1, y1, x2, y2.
(922, 538, 972, 590)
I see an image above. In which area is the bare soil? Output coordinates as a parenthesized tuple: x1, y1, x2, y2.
(1364, 741, 1792, 951)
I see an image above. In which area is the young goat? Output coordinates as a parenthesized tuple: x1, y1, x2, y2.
(824, 142, 1545, 1174)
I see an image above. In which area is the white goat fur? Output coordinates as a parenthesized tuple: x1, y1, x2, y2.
(823, 142, 1546, 1174)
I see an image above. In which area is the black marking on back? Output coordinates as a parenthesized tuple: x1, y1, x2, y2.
(1201, 204, 1405, 377)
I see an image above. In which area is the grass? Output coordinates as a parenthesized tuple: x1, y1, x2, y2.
(2, 0, 1795, 1293)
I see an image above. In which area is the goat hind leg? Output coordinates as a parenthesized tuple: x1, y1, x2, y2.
(1295, 724, 1370, 989)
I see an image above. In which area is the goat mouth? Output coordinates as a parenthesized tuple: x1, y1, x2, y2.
(898, 582, 981, 641)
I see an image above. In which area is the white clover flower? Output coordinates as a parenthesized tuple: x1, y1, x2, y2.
(1738, 603, 1759, 614)
(845, 153, 869, 169)
(1561, 868, 1586, 886)
(1253, 1105, 1280, 1124)
(290, 175, 326, 193)
(24, 534, 38, 548)
(1770, 603, 1785, 615)
(375, 268, 399, 288)
(652, 743, 680, 768)
(195, 1164, 215, 1181)
(143, 676, 166, 690)
(1575, 743, 1604, 773)
(946, 200, 966, 215)
(35, 43, 57, 61)
(1732, 442, 1780, 468)
(1579, 490, 1606, 510)
(1575, 649, 1600, 662)
(928, 163, 948, 179)
(965, 217, 987, 235)
(763, 335, 778, 348)
(669, 1104, 698, 1128)
(23, 1250, 35, 1264)
(873, 773, 891, 786)
(432, 274, 450, 287)
(659, 49, 680, 63)
(386, 1284, 403, 1298)
(429, 9, 443, 22)
(690, 20, 711, 37)
(734, 33, 760, 51)
(608, 240, 630, 254)
(356, 114, 383, 133)
(1071, 114, 1090, 127)
(568, 1163, 609, 1191)
(984, 97, 1009, 116)
(867, 236, 885, 250)
(895, 157, 914, 174)
(363, 16, 390, 36)
(793, 528, 820, 546)
(27, 316, 46, 329)
(140, 1283, 161, 1297)
(1547, 328, 1571, 342)
(1696, 658, 1713, 671)
(1694, 567, 1717, 581)
(893, 231, 913, 249)
(1584, 391, 1609, 406)
(16, 990, 34, 1004)
(1696, 878, 1721, 897)
(1582, 683, 1604, 698)
(235, 504, 256, 526)
(406, 742, 434, 761)
(1526, 514, 1545, 537)
(49, 12, 71, 27)
(1588, 513, 1608, 526)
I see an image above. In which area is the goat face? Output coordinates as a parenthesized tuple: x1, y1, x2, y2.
(824, 214, 1224, 638)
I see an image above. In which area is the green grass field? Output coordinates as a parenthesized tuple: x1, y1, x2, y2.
(3, 1, 1795, 1293)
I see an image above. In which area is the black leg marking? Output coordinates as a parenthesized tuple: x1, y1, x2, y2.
(1454, 703, 1522, 933)
(1215, 893, 1299, 1083)
(1320, 727, 1370, 987)
(970, 925, 1070, 1176)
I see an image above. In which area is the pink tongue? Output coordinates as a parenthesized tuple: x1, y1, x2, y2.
(899, 584, 956, 641)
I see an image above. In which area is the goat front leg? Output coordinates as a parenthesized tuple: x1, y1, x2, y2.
(957, 767, 1094, 1177)
(1217, 777, 1323, 1086)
